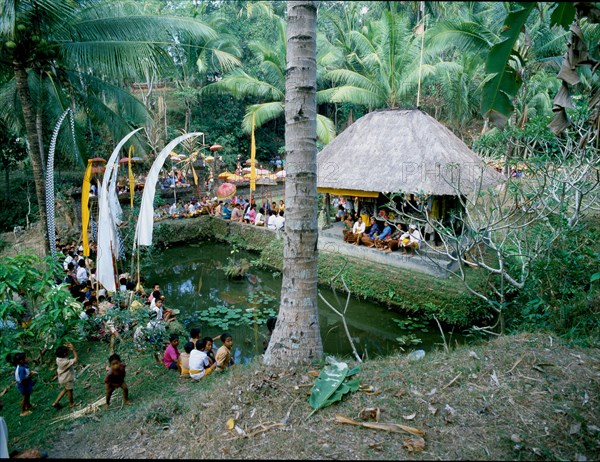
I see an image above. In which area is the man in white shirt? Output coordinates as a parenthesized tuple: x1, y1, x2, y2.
(169, 202, 178, 215)
(351, 216, 366, 245)
(76, 260, 89, 284)
(399, 224, 422, 255)
(188, 202, 196, 215)
(274, 210, 285, 230)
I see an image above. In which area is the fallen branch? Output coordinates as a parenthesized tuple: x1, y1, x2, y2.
(432, 314, 449, 355)
(507, 356, 525, 374)
(50, 396, 105, 424)
(334, 414, 425, 436)
(441, 372, 462, 390)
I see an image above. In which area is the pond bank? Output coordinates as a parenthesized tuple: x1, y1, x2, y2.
(152, 216, 485, 327)
(47, 333, 600, 460)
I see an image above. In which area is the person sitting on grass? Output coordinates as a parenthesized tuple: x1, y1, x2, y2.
(215, 333, 234, 372)
(104, 354, 130, 408)
(10, 353, 35, 416)
(399, 224, 422, 256)
(222, 202, 232, 220)
(189, 338, 216, 380)
(267, 210, 277, 230)
(179, 342, 195, 378)
(163, 334, 180, 371)
(52, 343, 80, 410)
(351, 216, 366, 245)
(189, 327, 201, 347)
(360, 217, 380, 247)
(202, 337, 217, 366)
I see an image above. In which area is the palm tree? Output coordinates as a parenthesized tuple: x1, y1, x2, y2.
(202, 15, 335, 144)
(0, 0, 221, 252)
(263, 0, 322, 367)
(320, 10, 428, 110)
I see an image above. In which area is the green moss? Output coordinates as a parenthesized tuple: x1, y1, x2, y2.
(152, 217, 486, 327)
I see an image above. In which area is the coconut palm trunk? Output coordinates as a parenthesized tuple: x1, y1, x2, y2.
(14, 64, 49, 253)
(263, 0, 323, 366)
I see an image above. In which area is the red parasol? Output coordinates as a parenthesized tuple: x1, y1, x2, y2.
(216, 182, 236, 200)
(210, 144, 223, 151)
(89, 157, 107, 163)
(119, 157, 144, 164)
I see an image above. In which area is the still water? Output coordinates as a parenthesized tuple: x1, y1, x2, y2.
(145, 243, 462, 364)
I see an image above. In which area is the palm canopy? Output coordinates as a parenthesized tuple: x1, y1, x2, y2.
(202, 16, 336, 144)
(0, 0, 227, 163)
(321, 10, 428, 110)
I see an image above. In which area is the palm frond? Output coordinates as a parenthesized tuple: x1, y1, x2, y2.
(202, 70, 284, 101)
(316, 113, 336, 145)
(241, 101, 284, 133)
(329, 85, 383, 107)
(425, 19, 495, 57)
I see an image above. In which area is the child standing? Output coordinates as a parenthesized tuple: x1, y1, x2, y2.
(52, 343, 79, 409)
(179, 342, 194, 378)
(104, 354, 130, 408)
(11, 353, 35, 416)
(215, 333, 234, 372)
(163, 334, 180, 370)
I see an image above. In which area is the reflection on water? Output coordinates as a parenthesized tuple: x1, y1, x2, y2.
(145, 243, 463, 362)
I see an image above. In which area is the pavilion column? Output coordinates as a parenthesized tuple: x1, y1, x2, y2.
(324, 193, 331, 227)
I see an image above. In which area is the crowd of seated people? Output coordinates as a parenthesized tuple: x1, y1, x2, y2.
(159, 170, 191, 190)
(340, 211, 422, 255)
(152, 195, 286, 231)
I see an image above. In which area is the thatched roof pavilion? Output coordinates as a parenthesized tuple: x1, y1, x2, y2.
(317, 109, 502, 197)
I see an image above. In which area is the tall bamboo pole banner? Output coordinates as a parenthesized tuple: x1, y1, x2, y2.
(133, 133, 203, 249)
(250, 112, 257, 194)
(128, 145, 135, 208)
(45, 108, 72, 257)
(81, 160, 93, 256)
(97, 128, 143, 293)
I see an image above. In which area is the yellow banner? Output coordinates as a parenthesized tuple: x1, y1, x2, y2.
(250, 112, 256, 191)
(128, 145, 135, 208)
(191, 164, 199, 186)
(81, 160, 93, 256)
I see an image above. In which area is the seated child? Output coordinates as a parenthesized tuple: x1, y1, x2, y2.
(179, 342, 195, 378)
(104, 354, 130, 407)
(188, 338, 216, 380)
(52, 343, 79, 409)
(163, 334, 180, 370)
(201, 337, 216, 366)
(189, 327, 201, 347)
(215, 333, 234, 372)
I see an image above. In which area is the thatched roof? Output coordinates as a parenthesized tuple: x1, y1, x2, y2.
(317, 109, 503, 196)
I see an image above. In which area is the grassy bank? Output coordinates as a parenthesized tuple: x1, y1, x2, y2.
(30, 333, 599, 460)
(153, 216, 485, 326)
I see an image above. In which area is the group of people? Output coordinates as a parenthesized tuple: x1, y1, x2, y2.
(7, 242, 239, 417)
(155, 196, 287, 231)
(339, 209, 422, 255)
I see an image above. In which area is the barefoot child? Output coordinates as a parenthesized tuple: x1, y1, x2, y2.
(11, 353, 35, 416)
(104, 354, 130, 407)
(52, 343, 79, 409)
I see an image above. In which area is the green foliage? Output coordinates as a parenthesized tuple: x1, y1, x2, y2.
(550, 3, 577, 30)
(0, 253, 83, 366)
(481, 2, 535, 127)
(309, 356, 360, 417)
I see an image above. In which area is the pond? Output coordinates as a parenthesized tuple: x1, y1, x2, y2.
(145, 243, 464, 365)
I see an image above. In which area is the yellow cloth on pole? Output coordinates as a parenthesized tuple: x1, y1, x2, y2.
(250, 112, 256, 192)
(128, 145, 135, 208)
(81, 160, 93, 257)
(191, 164, 199, 186)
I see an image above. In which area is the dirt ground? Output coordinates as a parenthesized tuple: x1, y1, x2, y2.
(47, 333, 600, 460)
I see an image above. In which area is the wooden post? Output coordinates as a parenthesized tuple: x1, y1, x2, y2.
(325, 193, 331, 227)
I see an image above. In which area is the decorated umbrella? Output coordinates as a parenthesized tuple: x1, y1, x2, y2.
(217, 182, 236, 200)
(256, 168, 271, 175)
(218, 171, 232, 180)
(228, 174, 246, 183)
(276, 169, 286, 178)
(242, 167, 251, 173)
(90, 157, 107, 163)
(204, 155, 215, 163)
(210, 144, 223, 152)
(118, 157, 143, 164)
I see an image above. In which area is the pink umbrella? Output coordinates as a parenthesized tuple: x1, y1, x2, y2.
(217, 182, 236, 200)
